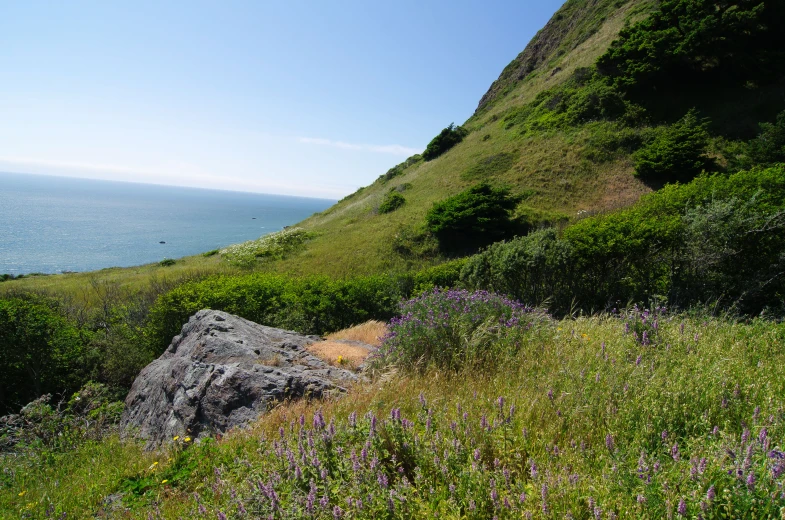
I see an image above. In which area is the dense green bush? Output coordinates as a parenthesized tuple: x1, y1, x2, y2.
(462, 165, 785, 315)
(422, 123, 468, 161)
(597, 0, 785, 97)
(748, 110, 785, 165)
(425, 183, 523, 253)
(377, 191, 405, 214)
(409, 258, 468, 295)
(633, 110, 714, 182)
(0, 296, 97, 415)
(503, 68, 644, 135)
(146, 274, 404, 353)
(0, 382, 122, 453)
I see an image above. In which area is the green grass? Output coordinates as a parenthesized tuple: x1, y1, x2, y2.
(3, 312, 783, 518)
(0, 0, 656, 292)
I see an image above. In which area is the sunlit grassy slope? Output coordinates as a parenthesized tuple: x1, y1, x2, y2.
(1, 0, 655, 297)
(265, 0, 655, 278)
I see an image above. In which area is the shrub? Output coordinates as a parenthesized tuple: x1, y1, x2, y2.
(425, 183, 522, 252)
(219, 227, 311, 267)
(634, 109, 715, 182)
(145, 274, 404, 353)
(747, 110, 785, 165)
(410, 258, 468, 295)
(159, 258, 176, 267)
(0, 296, 97, 416)
(372, 288, 548, 372)
(422, 123, 468, 161)
(0, 382, 123, 453)
(461, 228, 574, 308)
(597, 0, 785, 96)
(378, 191, 405, 214)
(461, 165, 785, 316)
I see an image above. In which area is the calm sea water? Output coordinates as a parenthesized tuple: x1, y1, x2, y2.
(0, 172, 335, 275)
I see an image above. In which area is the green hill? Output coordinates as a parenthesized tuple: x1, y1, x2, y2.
(259, 0, 784, 278)
(2, 1, 785, 516)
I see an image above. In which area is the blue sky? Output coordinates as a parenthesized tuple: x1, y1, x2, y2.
(0, 1, 563, 198)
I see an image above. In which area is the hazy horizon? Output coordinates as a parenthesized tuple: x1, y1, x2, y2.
(1, 1, 563, 198)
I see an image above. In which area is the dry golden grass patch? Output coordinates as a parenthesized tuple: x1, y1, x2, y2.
(306, 341, 372, 368)
(325, 320, 387, 346)
(304, 320, 388, 368)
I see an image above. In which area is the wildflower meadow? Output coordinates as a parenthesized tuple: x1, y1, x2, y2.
(4, 290, 783, 518)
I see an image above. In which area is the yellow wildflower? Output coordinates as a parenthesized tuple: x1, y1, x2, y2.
(185, 437, 192, 442)
(336, 355, 344, 364)
(173, 435, 180, 441)
(161, 479, 168, 484)
(17, 491, 26, 497)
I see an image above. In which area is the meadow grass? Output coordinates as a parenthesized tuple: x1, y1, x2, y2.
(3, 311, 782, 518)
(0, 1, 655, 292)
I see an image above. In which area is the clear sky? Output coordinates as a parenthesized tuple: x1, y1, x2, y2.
(0, 1, 563, 199)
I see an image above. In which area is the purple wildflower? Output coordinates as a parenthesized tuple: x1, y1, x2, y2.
(677, 498, 687, 517)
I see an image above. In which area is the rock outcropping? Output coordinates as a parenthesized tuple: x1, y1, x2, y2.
(121, 309, 359, 448)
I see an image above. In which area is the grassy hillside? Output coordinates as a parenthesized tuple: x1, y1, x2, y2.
(1, 0, 657, 295)
(2, 0, 785, 517)
(273, 0, 657, 278)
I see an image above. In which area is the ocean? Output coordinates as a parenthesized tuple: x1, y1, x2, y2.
(0, 172, 335, 275)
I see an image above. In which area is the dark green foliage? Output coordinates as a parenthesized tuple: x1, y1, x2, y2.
(425, 183, 523, 253)
(583, 123, 648, 162)
(748, 110, 785, 165)
(378, 191, 405, 214)
(202, 249, 219, 257)
(634, 110, 715, 182)
(0, 382, 122, 453)
(503, 68, 643, 135)
(461, 165, 785, 315)
(159, 258, 176, 267)
(563, 77, 627, 123)
(461, 152, 517, 181)
(598, 0, 785, 97)
(422, 124, 468, 161)
(409, 258, 468, 295)
(0, 296, 97, 415)
(146, 274, 405, 354)
(461, 228, 573, 307)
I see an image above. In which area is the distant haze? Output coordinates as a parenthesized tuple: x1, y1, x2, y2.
(0, 1, 562, 198)
(0, 172, 333, 274)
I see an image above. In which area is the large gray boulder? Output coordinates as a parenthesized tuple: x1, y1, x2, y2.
(121, 309, 359, 448)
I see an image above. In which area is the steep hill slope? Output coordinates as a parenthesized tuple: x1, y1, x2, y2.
(268, 0, 657, 277)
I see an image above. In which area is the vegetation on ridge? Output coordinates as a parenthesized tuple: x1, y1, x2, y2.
(2, 0, 785, 516)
